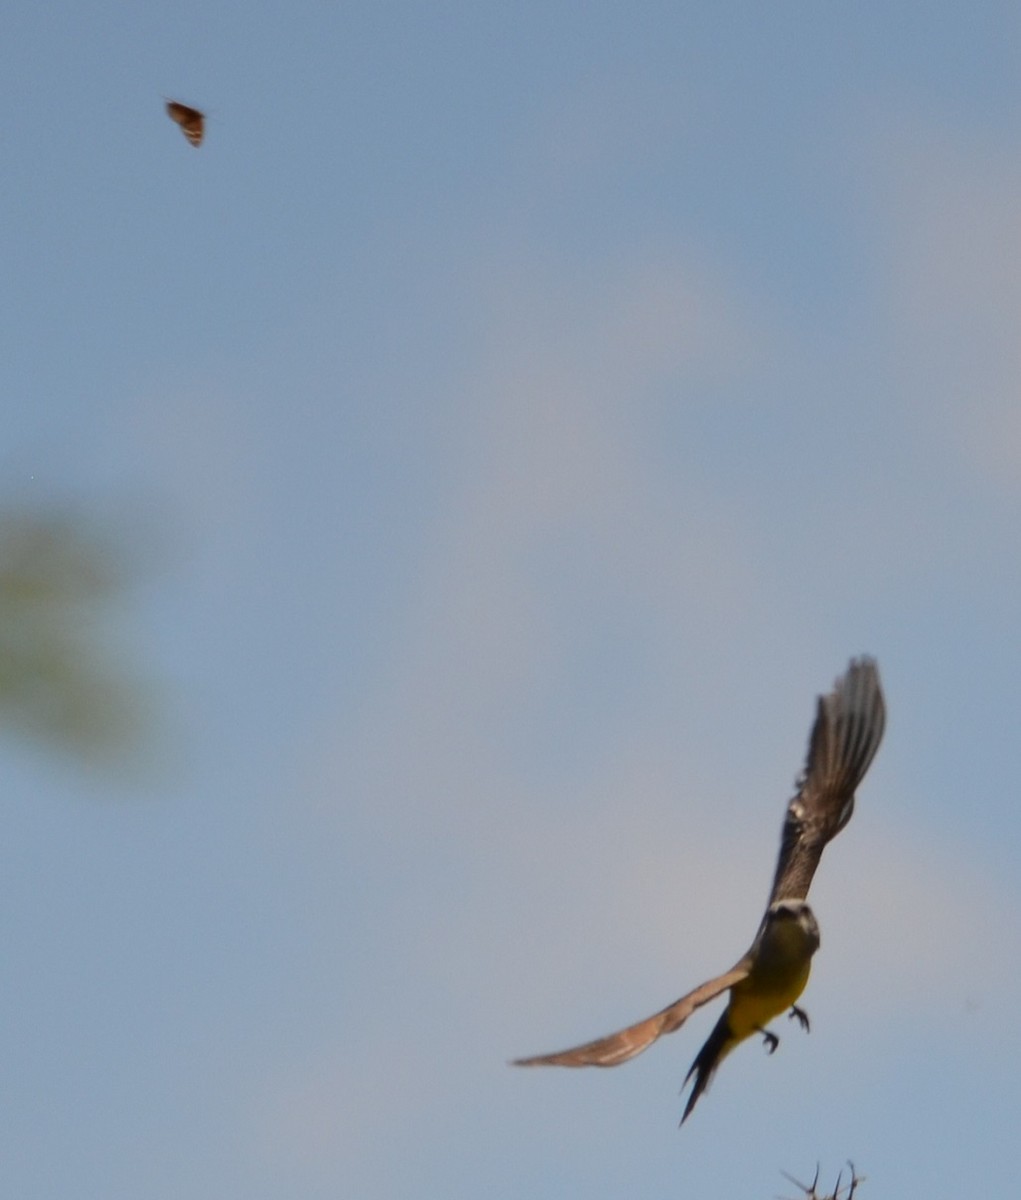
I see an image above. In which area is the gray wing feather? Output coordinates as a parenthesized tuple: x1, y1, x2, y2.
(512, 960, 751, 1068)
(768, 657, 885, 904)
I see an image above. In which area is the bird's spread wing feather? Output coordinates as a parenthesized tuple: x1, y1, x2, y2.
(512, 961, 751, 1068)
(767, 657, 885, 904)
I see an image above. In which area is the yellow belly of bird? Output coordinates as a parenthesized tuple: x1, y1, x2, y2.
(725, 918, 815, 1042)
(726, 958, 812, 1041)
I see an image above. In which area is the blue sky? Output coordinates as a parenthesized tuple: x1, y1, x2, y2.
(3, 2, 1020, 1196)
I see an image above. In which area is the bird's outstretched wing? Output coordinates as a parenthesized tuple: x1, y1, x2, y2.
(767, 657, 885, 905)
(512, 960, 751, 1068)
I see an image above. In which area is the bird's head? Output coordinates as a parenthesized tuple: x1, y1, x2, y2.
(764, 898, 821, 953)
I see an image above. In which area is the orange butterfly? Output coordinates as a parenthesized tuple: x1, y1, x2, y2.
(165, 100, 205, 147)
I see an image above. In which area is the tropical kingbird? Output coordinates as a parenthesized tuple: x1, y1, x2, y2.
(513, 657, 885, 1123)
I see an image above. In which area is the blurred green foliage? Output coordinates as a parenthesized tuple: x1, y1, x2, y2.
(0, 509, 147, 764)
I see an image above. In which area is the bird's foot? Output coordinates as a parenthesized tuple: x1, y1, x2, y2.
(758, 1027, 779, 1055)
(788, 1004, 810, 1033)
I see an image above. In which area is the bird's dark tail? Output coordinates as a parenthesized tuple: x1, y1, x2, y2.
(680, 1010, 733, 1124)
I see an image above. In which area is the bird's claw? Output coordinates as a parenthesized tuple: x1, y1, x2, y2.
(759, 1028, 779, 1054)
(788, 1004, 810, 1032)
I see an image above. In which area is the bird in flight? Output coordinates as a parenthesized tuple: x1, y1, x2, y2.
(513, 657, 885, 1123)
(165, 100, 205, 147)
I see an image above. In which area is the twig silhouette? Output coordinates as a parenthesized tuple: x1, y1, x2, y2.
(779, 1161, 863, 1200)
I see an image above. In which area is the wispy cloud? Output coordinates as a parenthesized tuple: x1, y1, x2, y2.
(872, 118, 1021, 495)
